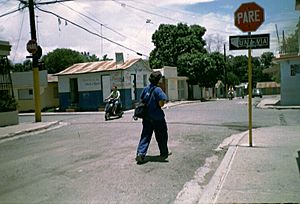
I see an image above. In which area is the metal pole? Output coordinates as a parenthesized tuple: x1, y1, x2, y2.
(224, 43, 227, 98)
(248, 32, 253, 147)
(29, 0, 41, 122)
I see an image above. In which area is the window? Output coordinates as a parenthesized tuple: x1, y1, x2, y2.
(291, 64, 300, 76)
(18, 89, 33, 100)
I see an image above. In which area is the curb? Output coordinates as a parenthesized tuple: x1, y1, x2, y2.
(198, 131, 248, 204)
(0, 121, 60, 140)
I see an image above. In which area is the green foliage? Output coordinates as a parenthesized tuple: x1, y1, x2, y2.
(226, 52, 273, 87)
(81, 51, 100, 62)
(41, 48, 86, 74)
(281, 31, 298, 54)
(40, 48, 99, 74)
(260, 52, 274, 68)
(149, 23, 207, 69)
(0, 93, 18, 112)
(12, 60, 32, 72)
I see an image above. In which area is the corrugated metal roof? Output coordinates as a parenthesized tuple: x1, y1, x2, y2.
(48, 74, 58, 82)
(256, 82, 280, 88)
(55, 58, 142, 75)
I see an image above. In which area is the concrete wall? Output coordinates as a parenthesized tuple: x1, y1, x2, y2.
(11, 70, 58, 112)
(280, 58, 300, 105)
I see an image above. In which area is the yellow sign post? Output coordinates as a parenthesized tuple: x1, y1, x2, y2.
(233, 2, 265, 147)
(248, 41, 253, 147)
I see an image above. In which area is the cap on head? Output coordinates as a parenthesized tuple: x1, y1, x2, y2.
(149, 71, 162, 85)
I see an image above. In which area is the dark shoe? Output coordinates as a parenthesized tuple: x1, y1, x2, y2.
(135, 154, 145, 164)
(160, 151, 172, 159)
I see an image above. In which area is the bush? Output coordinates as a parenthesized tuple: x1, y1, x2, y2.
(0, 94, 18, 112)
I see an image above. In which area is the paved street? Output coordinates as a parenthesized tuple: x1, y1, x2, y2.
(1, 96, 300, 203)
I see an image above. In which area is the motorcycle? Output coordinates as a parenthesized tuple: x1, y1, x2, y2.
(104, 98, 123, 120)
(228, 90, 234, 100)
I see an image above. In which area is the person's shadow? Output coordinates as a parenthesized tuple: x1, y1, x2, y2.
(137, 155, 169, 165)
(297, 151, 300, 175)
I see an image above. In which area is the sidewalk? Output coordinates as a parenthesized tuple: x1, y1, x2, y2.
(198, 97, 300, 203)
(198, 126, 300, 203)
(0, 121, 60, 141)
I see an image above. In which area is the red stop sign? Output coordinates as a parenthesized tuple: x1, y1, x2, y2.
(234, 2, 264, 32)
(26, 39, 38, 54)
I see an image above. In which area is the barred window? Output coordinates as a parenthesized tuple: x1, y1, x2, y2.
(18, 89, 33, 100)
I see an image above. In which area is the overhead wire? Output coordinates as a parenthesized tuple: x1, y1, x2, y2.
(0, 5, 26, 18)
(12, 10, 26, 63)
(36, 6, 148, 57)
(58, 2, 127, 38)
(112, 0, 183, 23)
(58, 1, 152, 49)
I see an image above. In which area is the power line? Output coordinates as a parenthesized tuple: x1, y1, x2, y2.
(12, 10, 26, 62)
(0, 6, 26, 18)
(58, 2, 151, 50)
(112, 0, 183, 23)
(58, 2, 127, 39)
(36, 6, 147, 57)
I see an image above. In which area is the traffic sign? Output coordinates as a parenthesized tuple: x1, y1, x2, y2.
(234, 2, 264, 32)
(229, 33, 270, 50)
(26, 39, 38, 54)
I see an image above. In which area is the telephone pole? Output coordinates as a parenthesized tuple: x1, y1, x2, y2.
(224, 43, 227, 98)
(28, 0, 41, 122)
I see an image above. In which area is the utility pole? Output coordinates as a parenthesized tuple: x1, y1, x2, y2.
(28, 0, 41, 122)
(224, 43, 227, 98)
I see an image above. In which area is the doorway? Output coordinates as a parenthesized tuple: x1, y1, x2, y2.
(102, 75, 111, 102)
(131, 74, 137, 100)
(70, 78, 79, 105)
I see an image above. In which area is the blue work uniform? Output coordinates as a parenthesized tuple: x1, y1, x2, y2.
(136, 84, 169, 157)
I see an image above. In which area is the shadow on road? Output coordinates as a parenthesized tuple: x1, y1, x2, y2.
(137, 155, 169, 165)
(297, 151, 300, 175)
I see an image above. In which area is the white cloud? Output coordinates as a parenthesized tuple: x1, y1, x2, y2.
(0, 0, 287, 64)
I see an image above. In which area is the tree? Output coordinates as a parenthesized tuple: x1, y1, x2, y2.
(149, 23, 208, 85)
(177, 51, 225, 87)
(281, 30, 298, 54)
(226, 55, 248, 85)
(81, 51, 100, 62)
(149, 23, 207, 70)
(205, 34, 225, 53)
(260, 52, 275, 69)
(12, 60, 32, 72)
(41, 48, 96, 74)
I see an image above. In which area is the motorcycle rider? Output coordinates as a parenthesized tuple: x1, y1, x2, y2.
(105, 86, 121, 114)
(228, 85, 234, 99)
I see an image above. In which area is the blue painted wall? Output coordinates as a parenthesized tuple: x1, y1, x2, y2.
(59, 88, 144, 111)
(59, 93, 70, 111)
(79, 91, 102, 111)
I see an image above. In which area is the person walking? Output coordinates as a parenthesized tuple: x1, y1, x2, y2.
(135, 71, 171, 164)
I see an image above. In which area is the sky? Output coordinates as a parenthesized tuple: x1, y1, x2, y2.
(0, 0, 298, 64)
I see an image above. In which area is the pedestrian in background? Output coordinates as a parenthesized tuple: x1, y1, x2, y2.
(135, 71, 171, 164)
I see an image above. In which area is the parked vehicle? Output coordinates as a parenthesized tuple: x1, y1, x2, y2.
(104, 98, 123, 120)
(252, 88, 263, 98)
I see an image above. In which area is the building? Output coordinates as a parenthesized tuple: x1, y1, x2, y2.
(275, 54, 300, 105)
(154, 66, 188, 101)
(11, 70, 59, 112)
(0, 40, 19, 126)
(256, 82, 280, 95)
(215, 80, 225, 98)
(55, 54, 152, 111)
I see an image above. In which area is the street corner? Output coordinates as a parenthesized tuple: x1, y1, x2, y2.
(0, 121, 62, 141)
